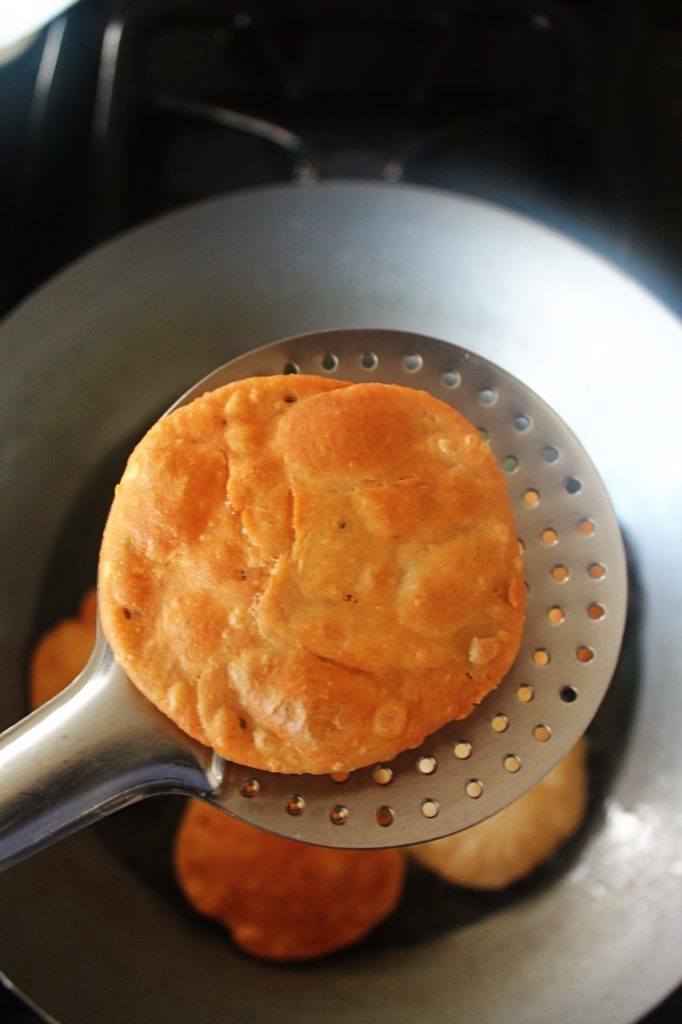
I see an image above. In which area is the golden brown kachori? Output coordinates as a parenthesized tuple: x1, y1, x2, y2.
(29, 587, 97, 709)
(174, 799, 404, 961)
(99, 375, 525, 774)
(410, 739, 588, 890)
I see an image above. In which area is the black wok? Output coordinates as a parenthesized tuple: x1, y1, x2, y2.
(0, 182, 680, 1023)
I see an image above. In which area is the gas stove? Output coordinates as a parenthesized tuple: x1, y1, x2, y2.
(2, 0, 682, 319)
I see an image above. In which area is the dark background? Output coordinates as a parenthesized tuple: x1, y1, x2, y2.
(2, 0, 682, 320)
(0, 1, 681, 1020)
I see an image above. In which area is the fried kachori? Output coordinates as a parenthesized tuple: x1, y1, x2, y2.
(409, 739, 588, 890)
(99, 375, 525, 774)
(29, 587, 97, 709)
(174, 798, 404, 961)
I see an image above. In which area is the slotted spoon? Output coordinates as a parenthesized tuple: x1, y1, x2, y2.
(0, 328, 627, 868)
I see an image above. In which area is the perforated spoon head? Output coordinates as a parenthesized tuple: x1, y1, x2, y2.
(174, 329, 627, 849)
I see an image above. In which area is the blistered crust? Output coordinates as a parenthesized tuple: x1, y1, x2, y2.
(174, 800, 404, 961)
(99, 375, 525, 773)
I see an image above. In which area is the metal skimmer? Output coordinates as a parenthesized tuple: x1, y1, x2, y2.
(0, 329, 627, 865)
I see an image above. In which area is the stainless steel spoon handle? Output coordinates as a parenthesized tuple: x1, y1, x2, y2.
(0, 634, 219, 873)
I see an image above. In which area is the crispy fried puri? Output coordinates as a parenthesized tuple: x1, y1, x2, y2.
(410, 739, 588, 890)
(174, 799, 404, 961)
(99, 376, 525, 774)
(29, 587, 97, 709)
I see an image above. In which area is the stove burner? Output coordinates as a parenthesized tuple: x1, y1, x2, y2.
(5, 0, 682, 319)
(93, 1, 629, 252)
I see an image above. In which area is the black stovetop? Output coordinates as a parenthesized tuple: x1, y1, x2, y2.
(1, 1, 681, 1021)
(2, 0, 682, 320)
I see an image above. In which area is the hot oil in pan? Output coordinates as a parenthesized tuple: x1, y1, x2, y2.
(31, 433, 643, 957)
